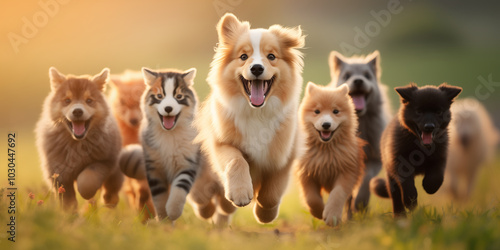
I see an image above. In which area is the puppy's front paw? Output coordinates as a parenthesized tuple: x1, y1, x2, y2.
(225, 180, 253, 207)
(166, 189, 187, 221)
(322, 208, 341, 227)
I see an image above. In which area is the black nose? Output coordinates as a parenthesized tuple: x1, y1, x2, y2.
(423, 123, 435, 132)
(73, 108, 83, 117)
(322, 122, 331, 130)
(165, 106, 173, 113)
(130, 118, 139, 126)
(353, 79, 364, 88)
(250, 64, 264, 77)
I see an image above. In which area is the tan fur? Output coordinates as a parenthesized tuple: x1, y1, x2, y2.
(192, 13, 305, 225)
(445, 98, 500, 201)
(295, 83, 365, 226)
(108, 72, 155, 222)
(36, 67, 123, 210)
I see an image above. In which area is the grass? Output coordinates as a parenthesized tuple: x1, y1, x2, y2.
(1, 139, 500, 249)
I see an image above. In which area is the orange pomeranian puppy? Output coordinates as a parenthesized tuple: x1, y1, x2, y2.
(108, 71, 156, 221)
(36, 67, 123, 210)
(191, 13, 305, 225)
(295, 83, 365, 226)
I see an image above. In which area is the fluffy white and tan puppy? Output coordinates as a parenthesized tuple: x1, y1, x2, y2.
(191, 13, 305, 224)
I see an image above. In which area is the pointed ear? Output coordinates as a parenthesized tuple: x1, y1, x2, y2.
(366, 50, 380, 77)
(269, 25, 305, 49)
(142, 67, 158, 86)
(182, 68, 197, 86)
(91, 68, 109, 91)
(439, 83, 462, 102)
(328, 51, 345, 81)
(395, 83, 418, 103)
(338, 83, 350, 96)
(305, 81, 319, 95)
(49, 67, 66, 90)
(217, 13, 244, 45)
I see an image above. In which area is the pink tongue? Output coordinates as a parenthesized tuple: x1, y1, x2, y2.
(250, 80, 265, 106)
(162, 116, 176, 130)
(72, 121, 86, 136)
(422, 132, 433, 144)
(321, 131, 332, 139)
(351, 95, 365, 111)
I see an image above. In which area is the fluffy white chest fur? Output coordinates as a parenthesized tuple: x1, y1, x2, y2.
(221, 95, 294, 169)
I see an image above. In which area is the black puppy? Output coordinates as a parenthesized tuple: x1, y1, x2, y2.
(370, 83, 461, 217)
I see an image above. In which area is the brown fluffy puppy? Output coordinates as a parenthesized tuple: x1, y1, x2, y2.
(108, 71, 155, 221)
(296, 82, 365, 226)
(445, 98, 499, 201)
(36, 67, 123, 210)
(192, 13, 305, 225)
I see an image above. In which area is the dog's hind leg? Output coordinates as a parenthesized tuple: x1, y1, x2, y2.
(189, 178, 218, 220)
(60, 181, 78, 210)
(388, 175, 406, 218)
(298, 175, 324, 220)
(102, 166, 124, 208)
(401, 177, 418, 211)
(354, 160, 381, 211)
(253, 165, 291, 224)
(213, 193, 237, 227)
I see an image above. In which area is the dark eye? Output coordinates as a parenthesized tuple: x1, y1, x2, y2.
(240, 54, 248, 61)
(416, 110, 422, 115)
(156, 94, 163, 99)
(267, 54, 276, 61)
(64, 98, 71, 104)
(364, 72, 371, 80)
(436, 110, 443, 115)
(344, 73, 351, 81)
(333, 109, 339, 114)
(86, 98, 93, 104)
(176, 94, 183, 100)
(314, 110, 320, 114)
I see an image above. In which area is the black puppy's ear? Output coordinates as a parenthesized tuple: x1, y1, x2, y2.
(438, 83, 462, 102)
(395, 83, 418, 103)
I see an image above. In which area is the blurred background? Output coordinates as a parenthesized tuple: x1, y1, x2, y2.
(0, 0, 499, 187)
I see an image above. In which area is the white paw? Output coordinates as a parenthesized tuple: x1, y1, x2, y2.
(225, 181, 253, 207)
(322, 208, 342, 227)
(166, 189, 187, 221)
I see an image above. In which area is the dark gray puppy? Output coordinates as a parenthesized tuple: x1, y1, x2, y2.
(328, 50, 392, 211)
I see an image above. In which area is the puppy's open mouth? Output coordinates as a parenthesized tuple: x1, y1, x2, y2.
(416, 128, 434, 146)
(158, 112, 180, 131)
(240, 75, 275, 108)
(317, 130, 335, 142)
(349, 91, 369, 112)
(67, 119, 91, 140)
